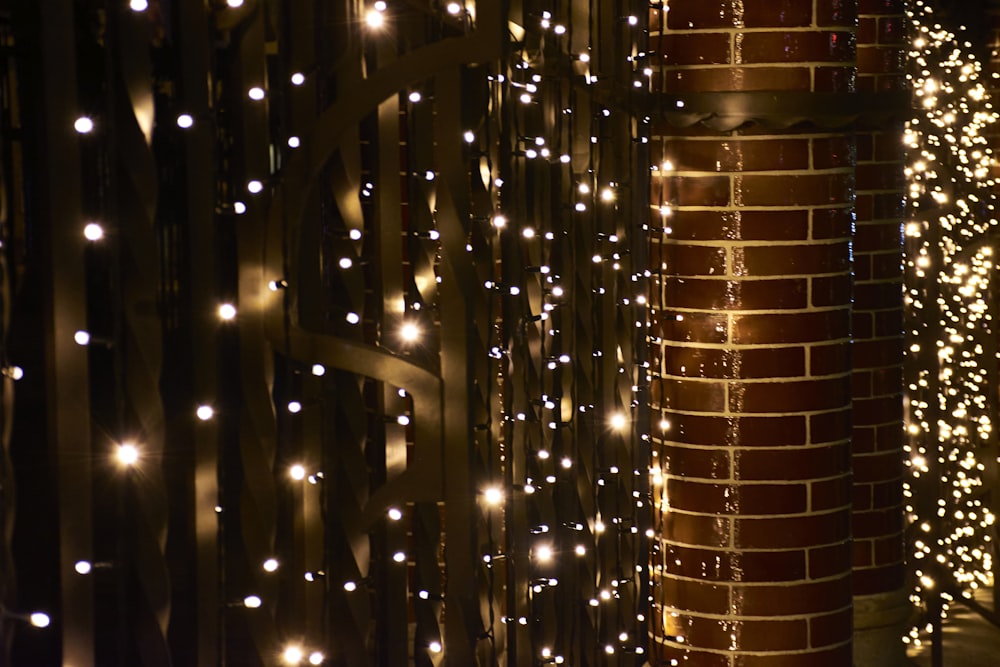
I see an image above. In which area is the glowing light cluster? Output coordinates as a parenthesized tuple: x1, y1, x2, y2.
(904, 0, 998, 646)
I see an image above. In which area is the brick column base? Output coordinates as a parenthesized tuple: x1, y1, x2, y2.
(852, 589, 911, 667)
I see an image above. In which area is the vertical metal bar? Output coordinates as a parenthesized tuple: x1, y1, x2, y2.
(38, 0, 94, 664)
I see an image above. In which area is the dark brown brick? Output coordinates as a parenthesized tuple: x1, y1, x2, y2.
(656, 32, 731, 66)
(665, 242, 729, 276)
(666, 0, 812, 29)
(853, 563, 905, 595)
(653, 310, 729, 344)
(737, 445, 851, 481)
(736, 242, 851, 276)
(810, 408, 852, 444)
(661, 66, 811, 93)
(810, 608, 853, 648)
(738, 173, 853, 206)
(661, 277, 808, 311)
(854, 280, 903, 310)
(853, 506, 904, 538)
(814, 65, 857, 92)
(735, 643, 853, 667)
(657, 137, 809, 172)
(736, 576, 851, 615)
(739, 31, 855, 64)
(661, 444, 731, 479)
(659, 576, 731, 614)
(853, 450, 903, 483)
(665, 511, 732, 548)
(659, 412, 808, 447)
(811, 206, 854, 239)
(661, 175, 731, 206)
(812, 136, 856, 169)
(660, 377, 727, 411)
(812, 275, 852, 307)
(662, 344, 806, 379)
(733, 310, 850, 344)
(729, 377, 851, 413)
(816, 0, 858, 26)
(667, 209, 810, 241)
(736, 510, 850, 549)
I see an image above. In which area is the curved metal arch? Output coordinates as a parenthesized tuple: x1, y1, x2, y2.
(276, 327, 444, 528)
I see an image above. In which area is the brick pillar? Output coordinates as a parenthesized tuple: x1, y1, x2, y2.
(649, 2, 856, 664)
(852, 2, 910, 665)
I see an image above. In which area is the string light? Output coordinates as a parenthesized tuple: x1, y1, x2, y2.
(74, 116, 94, 134)
(904, 0, 998, 645)
(28, 613, 50, 628)
(365, 8, 385, 29)
(217, 303, 237, 320)
(83, 223, 104, 241)
(116, 443, 139, 467)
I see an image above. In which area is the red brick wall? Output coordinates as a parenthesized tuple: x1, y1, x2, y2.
(649, 2, 859, 663)
(852, 0, 907, 599)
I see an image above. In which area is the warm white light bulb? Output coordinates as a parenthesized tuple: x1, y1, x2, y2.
(290, 72, 305, 86)
(400, 322, 420, 342)
(29, 612, 50, 628)
(308, 652, 325, 666)
(129, 0, 148, 10)
(262, 558, 279, 572)
(226, 0, 244, 7)
(248, 86, 265, 101)
(428, 641, 442, 653)
(218, 303, 237, 320)
(117, 443, 139, 466)
(74, 330, 91, 346)
(289, 464, 306, 480)
(408, 91, 422, 103)
(243, 594, 262, 608)
(365, 9, 385, 28)
(388, 507, 402, 521)
(610, 413, 627, 430)
(483, 487, 503, 505)
(196, 405, 214, 421)
(84, 223, 104, 241)
(446, 2, 461, 14)
(535, 545, 553, 562)
(74, 116, 94, 134)
(282, 645, 304, 665)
